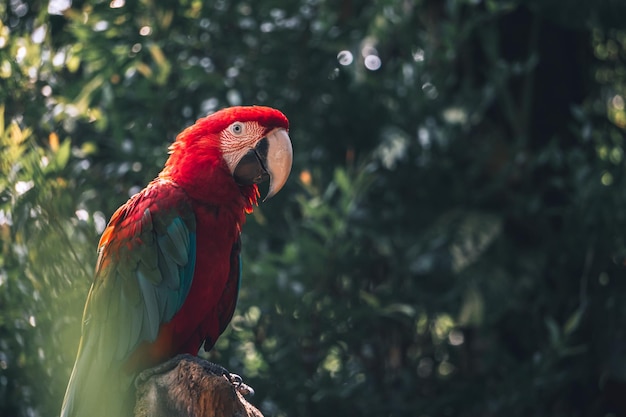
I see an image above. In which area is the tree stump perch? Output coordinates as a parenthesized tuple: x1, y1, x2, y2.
(134, 355, 262, 417)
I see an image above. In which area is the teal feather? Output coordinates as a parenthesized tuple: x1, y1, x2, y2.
(179, 232, 196, 311)
(137, 270, 160, 341)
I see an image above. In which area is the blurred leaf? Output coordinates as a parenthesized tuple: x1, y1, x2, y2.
(545, 316, 562, 348)
(458, 286, 484, 326)
(45, 138, 71, 173)
(563, 306, 585, 337)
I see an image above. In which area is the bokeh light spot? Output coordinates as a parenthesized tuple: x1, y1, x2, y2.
(48, 0, 71, 15)
(364, 55, 381, 71)
(337, 50, 353, 66)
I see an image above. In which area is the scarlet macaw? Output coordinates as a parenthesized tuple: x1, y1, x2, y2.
(60, 106, 292, 417)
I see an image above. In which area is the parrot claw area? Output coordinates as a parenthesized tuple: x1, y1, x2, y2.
(134, 353, 255, 397)
(201, 359, 231, 377)
(228, 373, 255, 397)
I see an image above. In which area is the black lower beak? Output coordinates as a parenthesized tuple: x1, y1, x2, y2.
(233, 137, 270, 186)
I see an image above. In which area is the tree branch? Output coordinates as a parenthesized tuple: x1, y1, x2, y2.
(134, 355, 262, 417)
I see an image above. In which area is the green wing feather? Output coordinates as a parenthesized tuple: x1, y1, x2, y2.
(61, 181, 196, 417)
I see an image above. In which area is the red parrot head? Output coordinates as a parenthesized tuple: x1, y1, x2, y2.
(161, 106, 292, 207)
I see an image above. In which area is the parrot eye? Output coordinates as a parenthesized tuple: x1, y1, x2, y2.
(230, 122, 244, 135)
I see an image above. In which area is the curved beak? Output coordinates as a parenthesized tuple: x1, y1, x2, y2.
(233, 128, 293, 201)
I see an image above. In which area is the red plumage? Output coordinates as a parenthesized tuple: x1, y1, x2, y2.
(129, 106, 288, 370)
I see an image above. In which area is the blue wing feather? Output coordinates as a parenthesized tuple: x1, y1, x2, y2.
(156, 218, 195, 321)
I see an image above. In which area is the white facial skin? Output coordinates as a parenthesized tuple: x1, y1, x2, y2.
(220, 121, 292, 199)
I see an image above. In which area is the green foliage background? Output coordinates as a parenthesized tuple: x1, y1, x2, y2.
(3, 0, 626, 416)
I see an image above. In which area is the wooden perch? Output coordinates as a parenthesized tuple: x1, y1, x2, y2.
(134, 354, 262, 417)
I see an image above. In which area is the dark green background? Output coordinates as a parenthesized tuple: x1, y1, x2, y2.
(2, 1, 626, 416)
